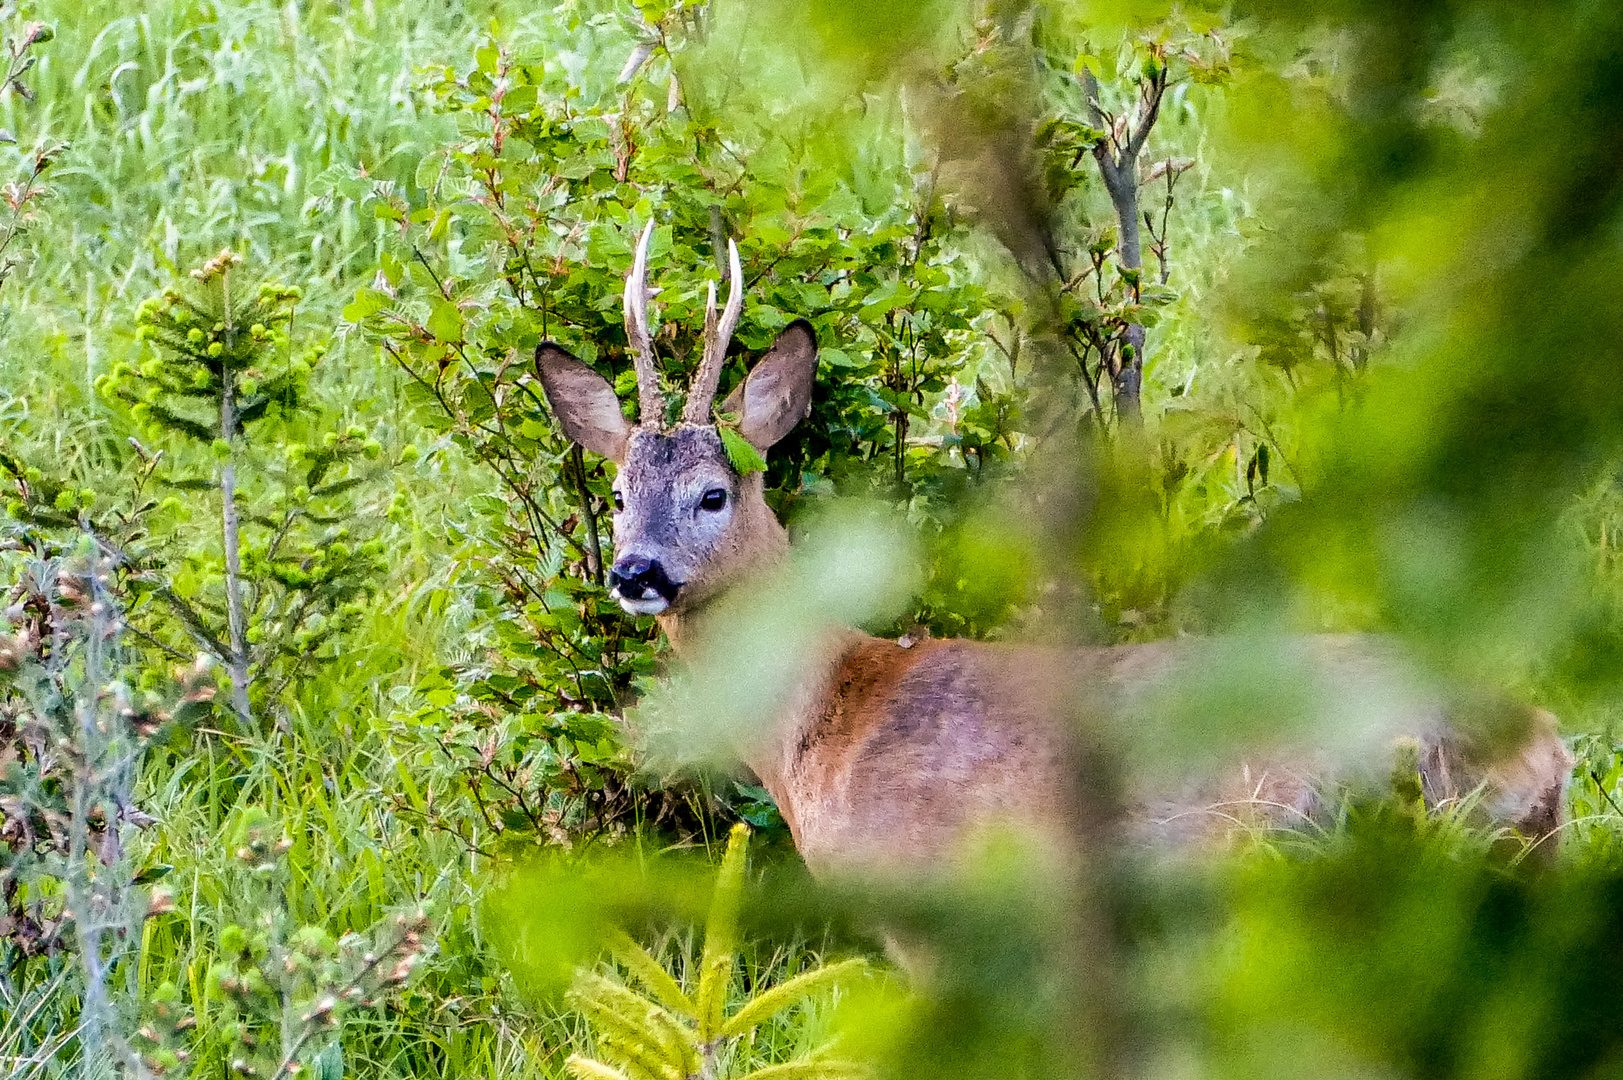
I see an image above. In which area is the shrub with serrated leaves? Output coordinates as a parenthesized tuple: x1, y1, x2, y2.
(339, 22, 1025, 850)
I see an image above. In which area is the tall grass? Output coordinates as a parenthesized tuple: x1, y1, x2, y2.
(0, 3, 851, 1076)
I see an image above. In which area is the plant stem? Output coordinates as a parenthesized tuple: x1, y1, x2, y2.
(219, 268, 253, 727)
(571, 445, 604, 585)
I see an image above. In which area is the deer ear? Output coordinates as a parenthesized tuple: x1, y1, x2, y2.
(535, 343, 632, 462)
(719, 320, 818, 451)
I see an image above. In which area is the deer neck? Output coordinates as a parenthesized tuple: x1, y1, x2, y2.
(653, 495, 870, 844)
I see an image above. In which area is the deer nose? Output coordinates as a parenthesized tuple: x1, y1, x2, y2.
(608, 556, 680, 604)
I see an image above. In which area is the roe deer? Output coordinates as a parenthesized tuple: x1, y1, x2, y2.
(536, 222, 1574, 878)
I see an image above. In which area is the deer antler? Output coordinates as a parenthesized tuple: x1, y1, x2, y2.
(683, 238, 743, 424)
(623, 220, 667, 428)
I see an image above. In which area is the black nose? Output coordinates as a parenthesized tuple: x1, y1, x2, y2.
(608, 557, 680, 603)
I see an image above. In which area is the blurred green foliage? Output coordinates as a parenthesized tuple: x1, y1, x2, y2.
(0, 0, 1622, 1077)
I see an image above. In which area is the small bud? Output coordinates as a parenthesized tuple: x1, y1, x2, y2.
(303, 995, 338, 1023)
(207, 341, 224, 358)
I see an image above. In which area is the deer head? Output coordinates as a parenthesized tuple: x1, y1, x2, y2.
(536, 222, 819, 618)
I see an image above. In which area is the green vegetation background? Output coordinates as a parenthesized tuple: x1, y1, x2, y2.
(5, 0, 1623, 1077)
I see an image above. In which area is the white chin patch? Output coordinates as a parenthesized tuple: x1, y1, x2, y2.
(617, 596, 670, 616)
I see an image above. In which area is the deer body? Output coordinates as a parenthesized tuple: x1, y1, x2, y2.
(538, 223, 1573, 877)
(662, 592, 1571, 876)
(723, 632, 1077, 877)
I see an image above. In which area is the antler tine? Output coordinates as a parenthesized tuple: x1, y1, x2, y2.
(623, 220, 667, 428)
(683, 238, 744, 424)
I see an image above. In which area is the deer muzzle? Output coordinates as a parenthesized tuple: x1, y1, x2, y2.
(608, 556, 681, 615)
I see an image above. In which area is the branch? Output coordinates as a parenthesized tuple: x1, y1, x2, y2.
(150, 587, 231, 660)
(1124, 68, 1167, 161)
(1079, 68, 1125, 193)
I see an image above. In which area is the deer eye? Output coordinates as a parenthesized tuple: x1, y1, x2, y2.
(699, 488, 727, 512)
(612, 491, 624, 512)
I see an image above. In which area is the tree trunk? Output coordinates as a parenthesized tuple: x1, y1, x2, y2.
(1101, 175, 1145, 425)
(1082, 67, 1166, 427)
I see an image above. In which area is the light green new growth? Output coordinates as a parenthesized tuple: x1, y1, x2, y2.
(695, 822, 750, 1039)
(565, 825, 869, 1080)
(719, 426, 768, 476)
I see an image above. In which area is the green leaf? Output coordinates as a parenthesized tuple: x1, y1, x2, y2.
(342, 288, 390, 323)
(379, 252, 404, 287)
(133, 863, 174, 885)
(719, 427, 767, 476)
(428, 298, 464, 343)
(428, 208, 453, 242)
(313, 1042, 343, 1080)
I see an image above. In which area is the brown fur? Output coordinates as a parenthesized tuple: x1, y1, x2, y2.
(742, 636, 1075, 877)
(684, 623, 1574, 877)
